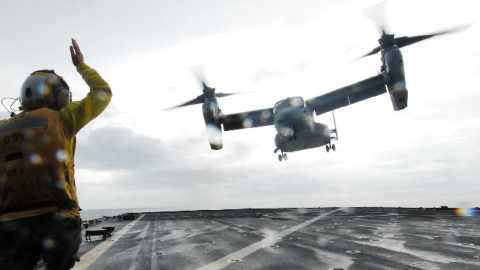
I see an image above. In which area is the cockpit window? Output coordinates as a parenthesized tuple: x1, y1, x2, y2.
(274, 97, 305, 113)
(289, 97, 304, 108)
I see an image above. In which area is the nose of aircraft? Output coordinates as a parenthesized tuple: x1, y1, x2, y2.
(278, 125, 294, 137)
(275, 108, 301, 137)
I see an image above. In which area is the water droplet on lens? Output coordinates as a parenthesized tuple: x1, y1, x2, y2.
(29, 153, 42, 165)
(55, 149, 67, 162)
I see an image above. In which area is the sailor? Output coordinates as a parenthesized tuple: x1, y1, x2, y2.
(0, 39, 112, 269)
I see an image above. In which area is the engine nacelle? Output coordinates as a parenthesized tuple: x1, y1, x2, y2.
(202, 100, 223, 150)
(382, 46, 408, 111)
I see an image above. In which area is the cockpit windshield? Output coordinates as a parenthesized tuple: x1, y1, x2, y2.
(274, 97, 304, 113)
(288, 97, 304, 108)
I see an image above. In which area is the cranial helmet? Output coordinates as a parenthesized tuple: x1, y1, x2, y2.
(20, 70, 71, 110)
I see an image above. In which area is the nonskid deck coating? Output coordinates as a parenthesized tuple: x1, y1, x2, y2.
(39, 207, 480, 269)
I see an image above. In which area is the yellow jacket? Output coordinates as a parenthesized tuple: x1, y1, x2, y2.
(0, 63, 112, 222)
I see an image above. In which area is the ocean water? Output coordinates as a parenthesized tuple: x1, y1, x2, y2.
(79, 207, 191, 221)
(79, 205, 252, 221)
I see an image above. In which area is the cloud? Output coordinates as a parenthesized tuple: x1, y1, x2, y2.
(2, 1, 480, 211)
(292, 62, 312, 72)
(251, 68, 287, 83)
(72, 120, 480, 210)
(251, 62, 313, 83)
(75, 126, 204, 170)
(0, 111, 10, 120)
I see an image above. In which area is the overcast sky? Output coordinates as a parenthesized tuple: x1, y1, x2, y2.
(1, 0, 479, 211)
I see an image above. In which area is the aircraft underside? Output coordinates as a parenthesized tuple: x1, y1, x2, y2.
(274, 123, 331, 157)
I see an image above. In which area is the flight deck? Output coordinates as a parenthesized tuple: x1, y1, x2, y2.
(36, 207, 480, 270)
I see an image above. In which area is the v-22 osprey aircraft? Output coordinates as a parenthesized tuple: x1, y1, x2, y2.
(168, 26, 464, 161)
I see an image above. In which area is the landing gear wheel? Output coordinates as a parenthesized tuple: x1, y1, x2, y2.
(326, 145, 330, 152)
(332, 144, 336, 151)
(283, 153, 288, 161)
(278, 154, 283, 162)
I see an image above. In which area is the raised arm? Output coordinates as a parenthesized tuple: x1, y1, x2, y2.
(62, 39, 112, 138)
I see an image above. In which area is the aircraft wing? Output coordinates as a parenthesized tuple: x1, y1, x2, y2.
(306, 74, 387, 115)
(221, 108, 274, 131)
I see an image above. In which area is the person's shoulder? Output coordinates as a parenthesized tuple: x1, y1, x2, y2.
(0, 111, 23, 125)
(37, 107, 62, 115)
(24, 108, 63, 121)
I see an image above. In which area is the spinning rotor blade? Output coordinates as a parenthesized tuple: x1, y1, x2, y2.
(166, 65, 249, 110)
(194, 72, 246, 98)
(165, 94, 205, 110)
(395, 25, 470, 49)
(190, 66, 216, 97)
(215, 92, 239, 98)
(358, 46, 381, 59)
(357, 25, 471, 59)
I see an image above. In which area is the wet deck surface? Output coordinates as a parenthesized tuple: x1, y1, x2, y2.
(62, 208, 480, 270)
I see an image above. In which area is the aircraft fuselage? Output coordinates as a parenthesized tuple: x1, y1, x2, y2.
(273, 97, 331, 152)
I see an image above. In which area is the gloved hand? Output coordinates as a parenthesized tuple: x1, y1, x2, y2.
(69, 39, 84, 67)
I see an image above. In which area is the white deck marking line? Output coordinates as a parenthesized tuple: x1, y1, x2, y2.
(72, 214, 145, 270)
(150, 216, 158, 270)
(196, 209, 339, 270)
